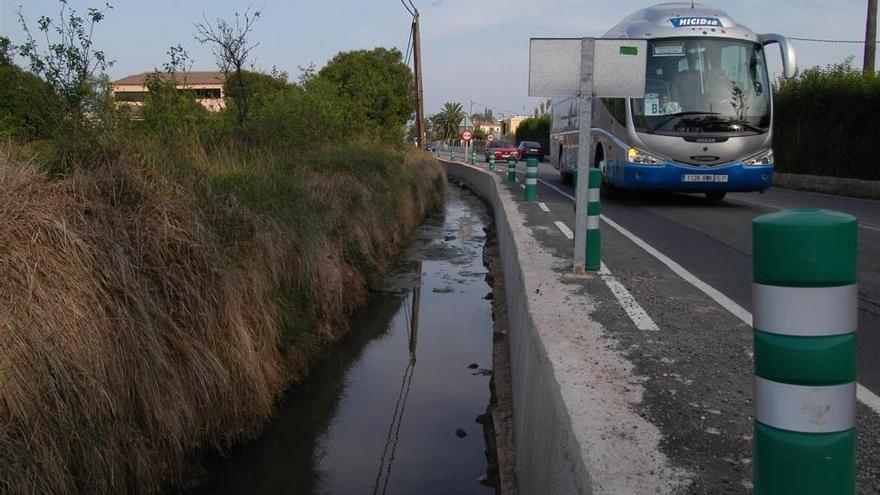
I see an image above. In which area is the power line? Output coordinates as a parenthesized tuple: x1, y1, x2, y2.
(404, 23, 413, 66)
(789, 36, 880, 44)
(399, 0, 415, 17)
(470, 100, 521, 117)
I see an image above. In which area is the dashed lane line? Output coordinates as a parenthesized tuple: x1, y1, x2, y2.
(536, 178, 880, 414)
(553, 221, 659, 331)
(599, 263, 660, 331)
(553, 221, 574, 239)
(599, 214, 753, 324)
(538, 202, 551, 213)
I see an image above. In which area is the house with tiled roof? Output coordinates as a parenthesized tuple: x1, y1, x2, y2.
(111, 71, 226, 112)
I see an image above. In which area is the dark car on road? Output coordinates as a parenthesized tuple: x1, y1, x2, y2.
(517, 141, 543, 161)
(485, 140, 517, 162)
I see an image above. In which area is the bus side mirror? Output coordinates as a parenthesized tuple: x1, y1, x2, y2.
(758, 33, 797, 79)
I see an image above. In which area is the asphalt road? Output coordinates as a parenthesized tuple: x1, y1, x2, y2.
(533, 162, 880, 397)
(462, 154, 880, 492)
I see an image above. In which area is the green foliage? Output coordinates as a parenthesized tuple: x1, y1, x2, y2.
(0, 64, 61, 140)
(433, 102, 464, 142)
(515, 115, 551, 152)
(0, 36, 12, 66)
(316, 47, 414, 140)
(138, 73, 211, 141)
(773, 59, 880, 180)
(16, 0, 114, 116)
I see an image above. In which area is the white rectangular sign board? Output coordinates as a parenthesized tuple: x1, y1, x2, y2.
(527, 38, 583, 97)
(528, 38, 648, 98)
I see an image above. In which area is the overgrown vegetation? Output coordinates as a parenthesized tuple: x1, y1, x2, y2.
(0, 2, 444, 493)
(773, 59, 880, 180)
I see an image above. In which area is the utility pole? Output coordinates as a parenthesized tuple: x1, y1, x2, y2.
(865, 0, 877, 74)
(411, 9, 426, 146)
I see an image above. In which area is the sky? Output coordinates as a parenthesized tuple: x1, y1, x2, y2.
(1, 0, 875, 117)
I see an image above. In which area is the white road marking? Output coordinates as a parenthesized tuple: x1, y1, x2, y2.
(538, 179, 576, 201)
(729, 197, 880, 233)
(521, 185, 526, 190)
(538, 202, 551, 213)
(599, 263, 660, 331)
(538, 178, 880, 415)
(600, 215, 754, 325)
(553, 221, 574, 239)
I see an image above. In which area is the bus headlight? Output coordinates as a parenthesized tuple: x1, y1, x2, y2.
(627, 148, 664, 165)
(743, 148, 774, 166)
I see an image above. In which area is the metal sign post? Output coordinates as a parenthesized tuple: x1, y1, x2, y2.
(529, 37, 647, 273)
(572, 38, 594, 273)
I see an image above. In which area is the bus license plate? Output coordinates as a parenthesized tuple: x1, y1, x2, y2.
(683, 174, 728, 183)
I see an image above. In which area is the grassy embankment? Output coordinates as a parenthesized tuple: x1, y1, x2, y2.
(0, 138, 444, 493)
(0, 42, 444, 492)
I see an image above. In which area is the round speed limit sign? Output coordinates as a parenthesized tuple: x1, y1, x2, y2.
(460, 130, 473, 142)
(486, 134, 495, 142)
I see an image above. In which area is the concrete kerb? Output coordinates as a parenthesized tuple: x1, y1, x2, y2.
(437, 157, 685, 495)
(774, 173, 880, 200)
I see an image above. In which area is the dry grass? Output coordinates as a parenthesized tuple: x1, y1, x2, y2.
(0, 140, 445, 493)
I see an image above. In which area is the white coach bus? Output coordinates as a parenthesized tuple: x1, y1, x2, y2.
(550, 3, 796, 200)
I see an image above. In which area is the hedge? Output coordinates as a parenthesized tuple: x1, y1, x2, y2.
(773, 60, 880, 181)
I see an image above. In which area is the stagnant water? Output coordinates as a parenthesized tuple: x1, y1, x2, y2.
(193, 185, 495, 495)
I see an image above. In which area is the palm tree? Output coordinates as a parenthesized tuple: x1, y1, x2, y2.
(436, 102, 464, 144)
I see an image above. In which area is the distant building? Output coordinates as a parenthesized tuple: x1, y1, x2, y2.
(473, 118, 501, 138)
(501, 115, 528, 137)
(111, 71, 226, 112)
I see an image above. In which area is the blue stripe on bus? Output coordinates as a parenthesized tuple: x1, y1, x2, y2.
(607, 160, 774, 192)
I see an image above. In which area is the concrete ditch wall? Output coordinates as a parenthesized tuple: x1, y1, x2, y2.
(439, 159, 681, 495)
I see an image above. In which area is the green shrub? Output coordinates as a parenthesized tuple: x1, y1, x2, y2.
(773, 60, 880, 180)
(515, 115, 551, 153)
(0, 65, 60, 140)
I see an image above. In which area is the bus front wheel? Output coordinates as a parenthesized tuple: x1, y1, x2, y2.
(705, 192, 727, 201)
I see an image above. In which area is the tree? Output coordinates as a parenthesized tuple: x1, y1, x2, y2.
(0, 64, 61, 140)
(0, 36, 12, 66)
(435, 102, 464, 143)
(16, 0, 114, 117)
(472, 108, 493, 123)
(515, 115, 551, 152)
(139, 46, 209, 141)
(194, 8, 261, 135)
(315, 47, 414, 139)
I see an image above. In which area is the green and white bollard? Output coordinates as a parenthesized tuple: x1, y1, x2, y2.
(586, 168, 602, 271)
(489, 155, 496, 171)
(471, 151, 477, 165)
(449, 149, 454, 161)
(752, 209, 858, 495)
(507, 157, 516, 183)
(525, 158, 538, 202)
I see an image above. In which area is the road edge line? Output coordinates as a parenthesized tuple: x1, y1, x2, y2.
(538, 178, 880, 416)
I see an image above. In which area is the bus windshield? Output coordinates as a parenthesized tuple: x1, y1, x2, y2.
(632, 38, 771, 135)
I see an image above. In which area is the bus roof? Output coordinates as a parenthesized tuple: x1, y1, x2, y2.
(603, 3, 759, 44)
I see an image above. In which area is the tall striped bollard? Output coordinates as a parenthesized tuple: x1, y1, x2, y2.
(471, 150, 477, 165)
(586, 168, 602, 271)
(507, 157, 516, 183)
(525, 158, 538, 202)
(449, 149, 454, 161)
(752, 209, 857, 495)
(489, 155, 495, 171)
